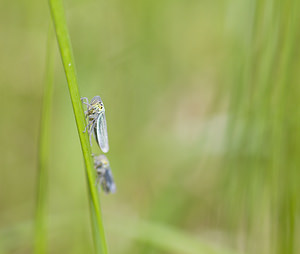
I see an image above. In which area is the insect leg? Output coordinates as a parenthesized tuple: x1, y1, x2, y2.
(84, 111, 89, 118)
(82, 102, 91, 107)
(81, 98, 92, 110)
(89, 130, 93, 146)
(83, 121, 91, 133)
(95, 175, 102, 192)
(80, 97, 89, 104)
(95, 175, 101, 186)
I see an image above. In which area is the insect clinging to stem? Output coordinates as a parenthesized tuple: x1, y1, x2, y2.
(93, 154, 116, 194)
(81, 96, 109, 153)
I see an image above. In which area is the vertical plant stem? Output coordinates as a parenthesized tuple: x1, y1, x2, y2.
(48, 0, 108, 253)
(34, 25, 55, 254)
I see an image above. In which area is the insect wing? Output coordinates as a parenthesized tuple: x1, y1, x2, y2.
(102, 168, 116, 194)
(94, 112, 109, 153)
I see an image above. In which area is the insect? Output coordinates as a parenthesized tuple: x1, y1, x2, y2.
(81, 96, 109, 153)
(93, 154, 116, 194)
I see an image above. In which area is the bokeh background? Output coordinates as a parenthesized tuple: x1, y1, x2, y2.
(1, 0, 300, 253)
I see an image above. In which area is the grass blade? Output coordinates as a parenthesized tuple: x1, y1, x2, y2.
(34, 25, 55, 254)
(48, 0, 109, 253)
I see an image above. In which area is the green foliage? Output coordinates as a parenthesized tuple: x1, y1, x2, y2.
(0, 0, 300, 253)
(222, 0, 300, 253)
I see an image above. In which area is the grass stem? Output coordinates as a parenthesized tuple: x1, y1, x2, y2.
(48, 0, 109, 253)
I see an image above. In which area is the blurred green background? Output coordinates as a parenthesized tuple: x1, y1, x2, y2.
(1, 0, 300, 253)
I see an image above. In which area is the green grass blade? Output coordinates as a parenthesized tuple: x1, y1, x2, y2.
(48, 0, 108, 253)
(34, 25, 55, 254)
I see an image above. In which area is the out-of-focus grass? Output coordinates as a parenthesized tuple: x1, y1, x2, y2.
(0, 0, 299, 253)
(1, 209, 237, 254)
(34, 25, 55, 254)
(221, 0, 300, 253)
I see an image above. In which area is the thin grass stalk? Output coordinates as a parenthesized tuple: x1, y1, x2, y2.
(48, 0, 108, 253)
(34, 25, 55, 254)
